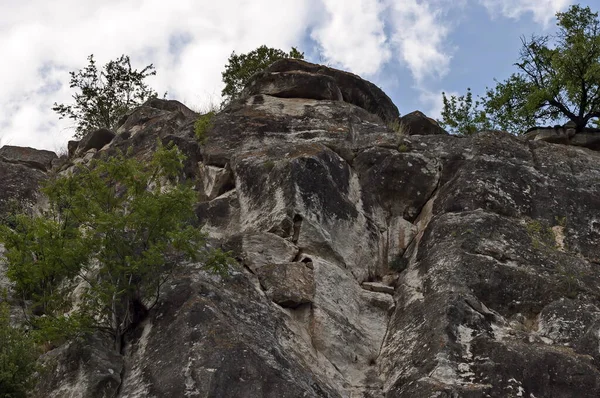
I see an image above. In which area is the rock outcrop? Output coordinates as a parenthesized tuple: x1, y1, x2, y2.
(4, 63, 600, 397)
(525, 123, 600, 150)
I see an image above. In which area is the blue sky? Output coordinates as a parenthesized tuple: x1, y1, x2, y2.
(0, 0, 595, 151)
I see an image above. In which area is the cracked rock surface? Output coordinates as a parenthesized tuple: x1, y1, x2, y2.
(4, 61, 600, 397)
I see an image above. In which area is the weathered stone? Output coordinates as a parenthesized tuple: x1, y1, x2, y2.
(77, 128, 116, 154)
(242, 70, 344, 101)
(255, 58, 400, 123)
(569, 131, 600, 150)
(255, 262, 315, 307)
(33, 334, 123, 398)
(361, 281, 395, 294)
(398, 110, 448, 136)
(67, 140, 79, 157)
(0, 145, 57, 171)
(142, 98, 197, 119)
(0, 159, 45, 218)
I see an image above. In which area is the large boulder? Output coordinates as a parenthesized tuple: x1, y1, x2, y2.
(398, 110, 448, 136)
(0, 145, 57, 171)
(243, 58, 400, 123)
(242, 70, 343, 101)
(0, 159, 45, 217)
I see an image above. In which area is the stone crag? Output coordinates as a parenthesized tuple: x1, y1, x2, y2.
(3, 60, 600, 397)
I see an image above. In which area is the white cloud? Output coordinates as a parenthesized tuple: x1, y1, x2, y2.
(479, 0, 573, 26)
(0, 0, 314, 150)
(311, 0, 391, 76)
(386, 0, 453, 82)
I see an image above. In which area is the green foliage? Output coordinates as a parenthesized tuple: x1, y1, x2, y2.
(0, 142, 230, 348)
(441, 5, 600, 134)
(263, 160, 276, 171)
(0, 300, 40, 398)
(221, 45, 304, 104)
(483, 5, 600, 133)
(439, 88, 492, 135)
(52, 54, 159, 139)
(194, 111, 215, 143)
(398, 144, 409, 153)
(525, 219, 555, 250)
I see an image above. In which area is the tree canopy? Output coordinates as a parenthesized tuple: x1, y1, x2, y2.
(440, 5, 600, 134)
(53, 54, 159, 139)
(221, 45, 304, 105)
(0, 143, 231, 351)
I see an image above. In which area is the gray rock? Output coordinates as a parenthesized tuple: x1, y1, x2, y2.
(398, 110, 448, 136)
(15, 61, 600, 398)
(67, 140, 79, 157)
(77, 128, 116, 154)
(251, 58, 400, 123)
(361, 281, 395, 294)
(0, 145, 57, 171)
(256, 262, 315, 307)
(242, 70, 344, 101)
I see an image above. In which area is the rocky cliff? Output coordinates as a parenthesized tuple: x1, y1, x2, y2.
(4, 59, 600, 397)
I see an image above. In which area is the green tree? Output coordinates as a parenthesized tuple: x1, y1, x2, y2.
(0, 143, 231, 351)
(52, 54, 159, 139)
(439, 88, 492, 135)
(221, 45, 304, 104)
(442, 5, 600, 134)
(0, 300, 40, 398)
(487, 5, 600, 132)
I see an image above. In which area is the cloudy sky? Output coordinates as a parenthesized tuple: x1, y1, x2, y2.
(0, 0, 594, 151)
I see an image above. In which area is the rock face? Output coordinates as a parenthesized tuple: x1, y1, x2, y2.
(525, 124, 600, 150)
(0, 145, 57, 171)
(5, 63, 600, 397)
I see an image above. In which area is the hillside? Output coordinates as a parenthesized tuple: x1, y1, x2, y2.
(3, 60, 600, 397)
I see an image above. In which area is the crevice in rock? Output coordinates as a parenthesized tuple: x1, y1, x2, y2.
(292, 249, 304, 262)
(292, 214, 303, 244)
(527, 141, 542, 172)
(113, 355, 126, 398)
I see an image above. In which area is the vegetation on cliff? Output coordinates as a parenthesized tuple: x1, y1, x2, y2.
(0, 142, 231, 353)
(52, 54, 160, 139)
(440, 5, 600, 134)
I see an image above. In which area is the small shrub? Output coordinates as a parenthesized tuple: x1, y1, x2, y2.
(388, 119, 409, 138)
(263, 160, 275, 171)
(525, 219, 555, 249)
(195, 111, 215, 143)
(0, 300, 40, 398)
(398, 143, 409, 153)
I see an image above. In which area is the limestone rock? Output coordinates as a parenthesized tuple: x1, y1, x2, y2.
(0, 145, 57, 171)
(242, 70, 344, 101)
(255, 262, 315, 307)
(361, 281, 395, 294)
(0, 158, 45, 217)
(398, 110, 448, 136)
(249, 58, 400, 123)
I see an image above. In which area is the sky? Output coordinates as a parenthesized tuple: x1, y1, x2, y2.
(0, 0, 595, 151)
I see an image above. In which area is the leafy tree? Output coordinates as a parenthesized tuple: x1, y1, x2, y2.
(0, 143, 231, 351)
(53, 54, 159, 139)
(439, 88, 492, 135)
(488, 5, 600, 132)
(0, 300, 40, 398)
(221, 45, 304, 104)
(442, 5, 600, 134)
